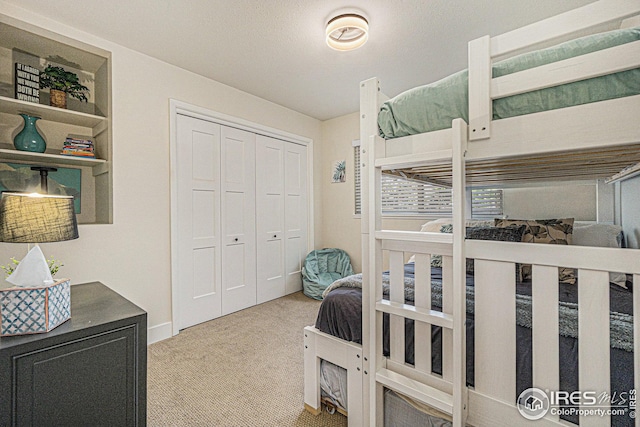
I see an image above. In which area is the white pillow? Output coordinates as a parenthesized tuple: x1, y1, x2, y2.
(419, 218, 453, 233)
(408, 219, 451, 263)
(573, 221, 623, 247)
(572, 222, 627, 288)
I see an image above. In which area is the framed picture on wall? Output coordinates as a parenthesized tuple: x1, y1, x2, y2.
(332, 160, 346, 183)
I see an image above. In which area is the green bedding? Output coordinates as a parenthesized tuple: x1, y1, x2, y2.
(378, 26, 640, 139)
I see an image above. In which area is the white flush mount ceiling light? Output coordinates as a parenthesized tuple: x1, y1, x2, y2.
(326, 13, 369, 51)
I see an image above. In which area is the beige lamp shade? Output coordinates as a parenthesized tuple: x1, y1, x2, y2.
(0, 192, 78, 243)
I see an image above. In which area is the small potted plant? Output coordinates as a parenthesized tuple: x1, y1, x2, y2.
(39, 65, 89, 109)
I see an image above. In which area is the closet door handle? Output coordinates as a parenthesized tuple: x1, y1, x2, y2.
(234, 238, 238, 242)
(273, 234, 277, 238)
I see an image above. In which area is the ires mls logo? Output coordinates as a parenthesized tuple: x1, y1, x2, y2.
(517, 388, 550, 420)
(518, 387, 636, 420)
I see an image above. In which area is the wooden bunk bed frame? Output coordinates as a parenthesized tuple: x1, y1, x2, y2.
(304, 1, 640, 426)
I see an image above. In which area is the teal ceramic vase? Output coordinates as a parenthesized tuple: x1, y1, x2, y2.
(14, 114, 46, 153)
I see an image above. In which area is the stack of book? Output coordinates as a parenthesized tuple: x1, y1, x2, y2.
(61, 136, 95, 158)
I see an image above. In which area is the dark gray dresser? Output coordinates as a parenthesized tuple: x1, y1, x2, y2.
(0, 282, 147, 426)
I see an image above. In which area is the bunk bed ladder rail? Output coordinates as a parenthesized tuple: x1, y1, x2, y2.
(374, 230, 461, 418)
(363, 114, 469, 426)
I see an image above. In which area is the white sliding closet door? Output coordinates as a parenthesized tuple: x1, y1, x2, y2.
(220, 126, 257, 315)
(256, 135, 286, 304)
(284, 142, 308, 295)
(176, 114, 222, 330)
(173, 107, 311, 332)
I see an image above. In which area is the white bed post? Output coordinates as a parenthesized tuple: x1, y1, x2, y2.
(303, 328, 321, 415)
(468, 36, 491, 141)
(360, 77, 383, 426)
(451, 118, 468, 426)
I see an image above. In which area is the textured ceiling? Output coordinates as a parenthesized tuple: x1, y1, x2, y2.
(5, 0, 596, 120)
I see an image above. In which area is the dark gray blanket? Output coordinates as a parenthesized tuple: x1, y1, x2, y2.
(315, 264, 634, 426)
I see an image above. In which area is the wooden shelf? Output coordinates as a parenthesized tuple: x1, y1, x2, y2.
(0, 148, 106, 168)
(0, 96, 106, 128)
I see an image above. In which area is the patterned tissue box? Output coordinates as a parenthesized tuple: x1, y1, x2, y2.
(0, 279, 71, 336)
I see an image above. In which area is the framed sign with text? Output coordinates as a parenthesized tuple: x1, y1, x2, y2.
(15, 63, 40, 103)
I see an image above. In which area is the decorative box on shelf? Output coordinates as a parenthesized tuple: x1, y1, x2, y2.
(0, 278, 71, 336)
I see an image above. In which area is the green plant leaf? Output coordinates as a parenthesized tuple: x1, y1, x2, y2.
(40, 64, 90, 102)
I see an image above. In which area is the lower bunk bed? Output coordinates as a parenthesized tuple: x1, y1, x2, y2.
(304, 222, 636, 427)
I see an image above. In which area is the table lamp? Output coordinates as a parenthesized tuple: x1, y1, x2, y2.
(0, 192, 78, 245)
(0, 192, 78, 336)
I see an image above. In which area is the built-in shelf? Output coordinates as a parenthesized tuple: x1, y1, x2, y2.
(0, 96, 106, 128)
(0, 15, 112, 224)
(0, 148, 106, 169)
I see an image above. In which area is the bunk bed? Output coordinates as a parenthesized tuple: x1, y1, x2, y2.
(304, 1, 640, 426)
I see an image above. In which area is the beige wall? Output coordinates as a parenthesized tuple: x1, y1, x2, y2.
(320, 113, 360, 270)
(0, 3, 323, 341)
(503, 183, 597, 221)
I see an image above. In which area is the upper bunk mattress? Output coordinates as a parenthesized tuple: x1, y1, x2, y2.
(378, 26, 640, 139)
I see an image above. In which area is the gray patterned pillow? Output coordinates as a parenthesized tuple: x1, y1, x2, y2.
(494, 218, 575, 283)
(432, 225, 526, 274)
(494, 218, 574, 245)
(465, 225, 526, 274)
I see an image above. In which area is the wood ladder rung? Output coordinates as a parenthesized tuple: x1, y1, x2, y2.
(376, 368, 454, 415)
(375, 230, 454, 244)
(375, 149, 453, 169)
(376, 300, 454, 330)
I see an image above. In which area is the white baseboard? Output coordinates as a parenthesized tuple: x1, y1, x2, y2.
(148, 321, 172, 344)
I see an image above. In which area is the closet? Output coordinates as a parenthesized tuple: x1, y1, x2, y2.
(256, 135, 308, 304)
(175, 114, 308, 331)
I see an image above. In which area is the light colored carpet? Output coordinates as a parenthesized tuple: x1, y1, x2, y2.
(147, 291, 347, 427)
